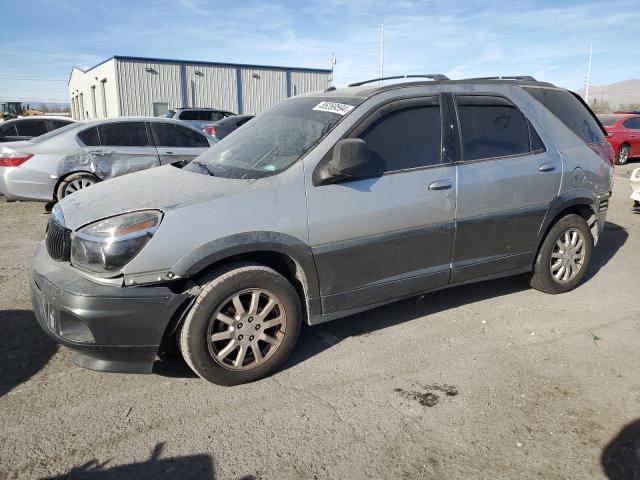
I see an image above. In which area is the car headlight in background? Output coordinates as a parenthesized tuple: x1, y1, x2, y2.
(71, 210, 163, 274)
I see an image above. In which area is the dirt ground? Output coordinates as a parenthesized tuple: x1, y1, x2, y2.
(0, 164, 639, 480)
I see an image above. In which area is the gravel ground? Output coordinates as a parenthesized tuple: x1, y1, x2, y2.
(0, 164, 639, 480)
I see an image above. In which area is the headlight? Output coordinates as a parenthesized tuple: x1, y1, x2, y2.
(71, 210, 163, 274)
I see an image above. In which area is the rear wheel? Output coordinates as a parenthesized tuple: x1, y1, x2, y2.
(56, 172, 99, 200)
(179, 263, 302, 386)
(530, 214, 593, 294)
(616, 144, 630, 165)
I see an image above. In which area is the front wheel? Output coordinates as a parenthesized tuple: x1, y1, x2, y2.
(179, 263, 302, 386)
(529, 214, 593, 294)
(616, 144, 630, 165)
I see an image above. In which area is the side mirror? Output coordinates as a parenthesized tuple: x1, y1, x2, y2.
(327, 138, 370, 180)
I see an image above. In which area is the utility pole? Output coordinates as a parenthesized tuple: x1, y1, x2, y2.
(330, 53, 336, 87)
(585, 42, 593, 104)
(379, 24, 384, 84)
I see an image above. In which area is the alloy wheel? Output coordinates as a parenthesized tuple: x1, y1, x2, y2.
(64, 177, 95, 196)
(550, 227, 586, 283)
(206, 288, 287, 370)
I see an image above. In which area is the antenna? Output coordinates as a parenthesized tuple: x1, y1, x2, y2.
(585, 42, 593, 104)
(379, 24, 384, 85)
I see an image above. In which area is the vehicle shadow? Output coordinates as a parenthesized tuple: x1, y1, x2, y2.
(582, 221, 628, 283)
(0, 309, 58, 398)
(155, 220, 626, 379)
(601, 419, 640, 479)
(40, 442, 216, 480)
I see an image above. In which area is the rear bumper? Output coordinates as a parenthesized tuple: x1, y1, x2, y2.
(0, 166, 56, 202)
(30, 243, 190, 373)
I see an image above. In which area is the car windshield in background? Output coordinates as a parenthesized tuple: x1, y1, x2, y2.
(164, 110, 176, 118)
(185, 96, 362, 179)
(598, 115, 621, 126)
(29, 122, 81, 143)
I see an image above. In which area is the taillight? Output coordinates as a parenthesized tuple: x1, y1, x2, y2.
(588, 142, 615, 167)
(0, 152, 33, 167)
(204, 126, 217, 136)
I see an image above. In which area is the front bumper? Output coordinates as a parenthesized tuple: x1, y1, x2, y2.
(30, 243, 190, 373)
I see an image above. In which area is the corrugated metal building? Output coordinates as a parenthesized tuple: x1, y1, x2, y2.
(68, 56, 331, 120)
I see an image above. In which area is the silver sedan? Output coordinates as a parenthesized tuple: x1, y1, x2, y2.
(0, 117, 216, 202)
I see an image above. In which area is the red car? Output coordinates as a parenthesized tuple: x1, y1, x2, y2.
(598, 113, 640, 165)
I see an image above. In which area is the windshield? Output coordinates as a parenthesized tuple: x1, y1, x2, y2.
(163, 110, 176, 118)
(185, 96, 362, 179)
(597, 115, 620, 126)
(29, 122, 81, 143)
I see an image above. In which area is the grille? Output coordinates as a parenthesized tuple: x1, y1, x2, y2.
(598, 198, 609, 213)
(46, 216, 71, 261)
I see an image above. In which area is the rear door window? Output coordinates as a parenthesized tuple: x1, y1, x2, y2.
(98, 122, 150, 146)
(456, 95, 530, 161)
(178, 110, 198, 120)
(16, 119, 48, 137)
(623, 117, 640, 129)
(522, 86, 605, 144)
(152, 123, 209, 147)
(78, 127, 100, 146)
(355, 97, 442, 176)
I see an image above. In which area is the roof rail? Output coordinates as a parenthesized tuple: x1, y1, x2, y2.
(461, 76, 537, 82)
(348, 74, 449, 87)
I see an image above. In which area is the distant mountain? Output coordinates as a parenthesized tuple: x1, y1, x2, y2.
(576, 79, 640, 110)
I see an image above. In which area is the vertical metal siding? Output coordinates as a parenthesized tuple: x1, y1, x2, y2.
(240, 68, 287, 115)
(116, 60, 182, 116)
(184, 64, 237, 112)
(290, 71, 330, 96)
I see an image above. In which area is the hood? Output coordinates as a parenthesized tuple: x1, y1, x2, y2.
(58, 164, 255, 230)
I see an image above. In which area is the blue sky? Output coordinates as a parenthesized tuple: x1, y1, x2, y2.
(1, 0, 638, 103)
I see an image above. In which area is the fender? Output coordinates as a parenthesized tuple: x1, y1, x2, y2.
(171, 231, 320, 299)
(534, 189, 597, 251)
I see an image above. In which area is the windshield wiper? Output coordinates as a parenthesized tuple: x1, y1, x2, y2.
(190, 160, 215, 177)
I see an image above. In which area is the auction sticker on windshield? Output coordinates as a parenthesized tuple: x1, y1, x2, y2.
(313, 101, 355, 115)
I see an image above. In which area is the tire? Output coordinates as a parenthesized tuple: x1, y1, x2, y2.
(56, 172, 99, 200)
(530, 214, 593, 294)
(615, 144, 630, 165)
(179, 263, 302, 386)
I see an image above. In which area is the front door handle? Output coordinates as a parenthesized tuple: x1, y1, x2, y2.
(428, 179, 453, 191)
(539, 163, 556, 172)
(163, 151, 174, 155)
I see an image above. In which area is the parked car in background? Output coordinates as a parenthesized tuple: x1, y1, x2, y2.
(0, 117, 214, 202)
(630, 167, 640, 209)
(30, 75, 613, 386)
(598, 113, 640, 165)
(0, 116, 77, 142)
(201, 115, 254, 140)
(164, 108, 235, 129)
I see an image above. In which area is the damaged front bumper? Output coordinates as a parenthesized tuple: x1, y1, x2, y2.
(30, 243, 190, 374)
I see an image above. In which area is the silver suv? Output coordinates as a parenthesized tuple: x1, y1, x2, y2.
(31, 75, 614, 385)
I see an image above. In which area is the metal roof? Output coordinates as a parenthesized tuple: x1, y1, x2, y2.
(68, 55, 331, 85)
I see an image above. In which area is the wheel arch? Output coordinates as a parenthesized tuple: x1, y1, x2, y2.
(53, 170, 99, 200)
(171, 232, 320, 325)
(535, 193, 598, 257)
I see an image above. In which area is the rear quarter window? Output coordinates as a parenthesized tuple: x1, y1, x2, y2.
(522, 86, 605, 144)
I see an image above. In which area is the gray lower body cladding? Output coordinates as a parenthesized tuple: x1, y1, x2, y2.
(30, 244, 189, 373)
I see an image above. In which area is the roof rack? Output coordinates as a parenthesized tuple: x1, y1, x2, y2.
(348, 74, 449, 87)
(461, 76, 537, 82)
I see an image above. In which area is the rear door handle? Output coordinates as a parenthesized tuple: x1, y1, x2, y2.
(89, 150, 112, 156)
(428, 179, 453, 191)
(163, 151, 174, 155)
(538, 163, 556, 172)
